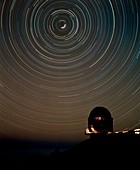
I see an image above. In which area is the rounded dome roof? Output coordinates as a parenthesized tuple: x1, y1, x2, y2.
(89, 106, 112, 119)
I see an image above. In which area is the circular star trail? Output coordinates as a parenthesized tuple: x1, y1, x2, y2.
(0, 0, 140, 142)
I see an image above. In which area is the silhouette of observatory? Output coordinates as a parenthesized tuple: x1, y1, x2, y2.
(85, 106, 113, 135)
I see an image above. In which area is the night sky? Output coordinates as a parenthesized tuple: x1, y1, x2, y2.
(0, 0, 140, 144)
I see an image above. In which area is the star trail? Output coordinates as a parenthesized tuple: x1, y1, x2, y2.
(0, 0, 140, 142)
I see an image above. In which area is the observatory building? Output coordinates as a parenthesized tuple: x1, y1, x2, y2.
(85, 106, 113, 135)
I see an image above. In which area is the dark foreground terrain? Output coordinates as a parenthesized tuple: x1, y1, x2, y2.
(1, 133, 140, 169)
